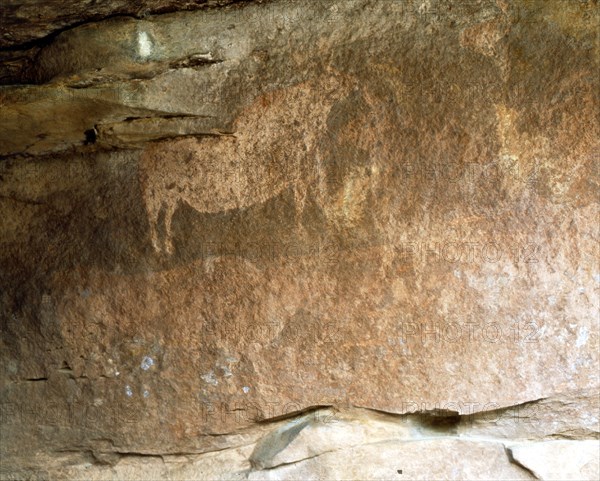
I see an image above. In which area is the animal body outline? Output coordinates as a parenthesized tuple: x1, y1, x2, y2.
(139, 68, 391, 255)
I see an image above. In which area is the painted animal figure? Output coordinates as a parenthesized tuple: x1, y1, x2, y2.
(138, 69, 390, 254)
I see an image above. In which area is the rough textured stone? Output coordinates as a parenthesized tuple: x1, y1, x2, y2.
(509, 441, 600, 480)
(1, 0, 599, 479)
(3, 406, 599, 480)
(0, 0, 251, 48)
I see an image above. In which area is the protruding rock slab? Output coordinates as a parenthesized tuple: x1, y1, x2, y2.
(509, 441, 600, 481)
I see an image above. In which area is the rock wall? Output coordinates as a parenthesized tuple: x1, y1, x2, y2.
(1, 0, 598, 479)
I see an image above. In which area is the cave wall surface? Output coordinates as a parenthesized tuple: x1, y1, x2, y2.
(0, 0, 599, 479)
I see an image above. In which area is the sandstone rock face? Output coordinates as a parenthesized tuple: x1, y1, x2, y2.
(1, 0, 598, 479)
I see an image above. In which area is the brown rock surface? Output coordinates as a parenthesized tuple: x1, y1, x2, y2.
(1, 0, 598, 479)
